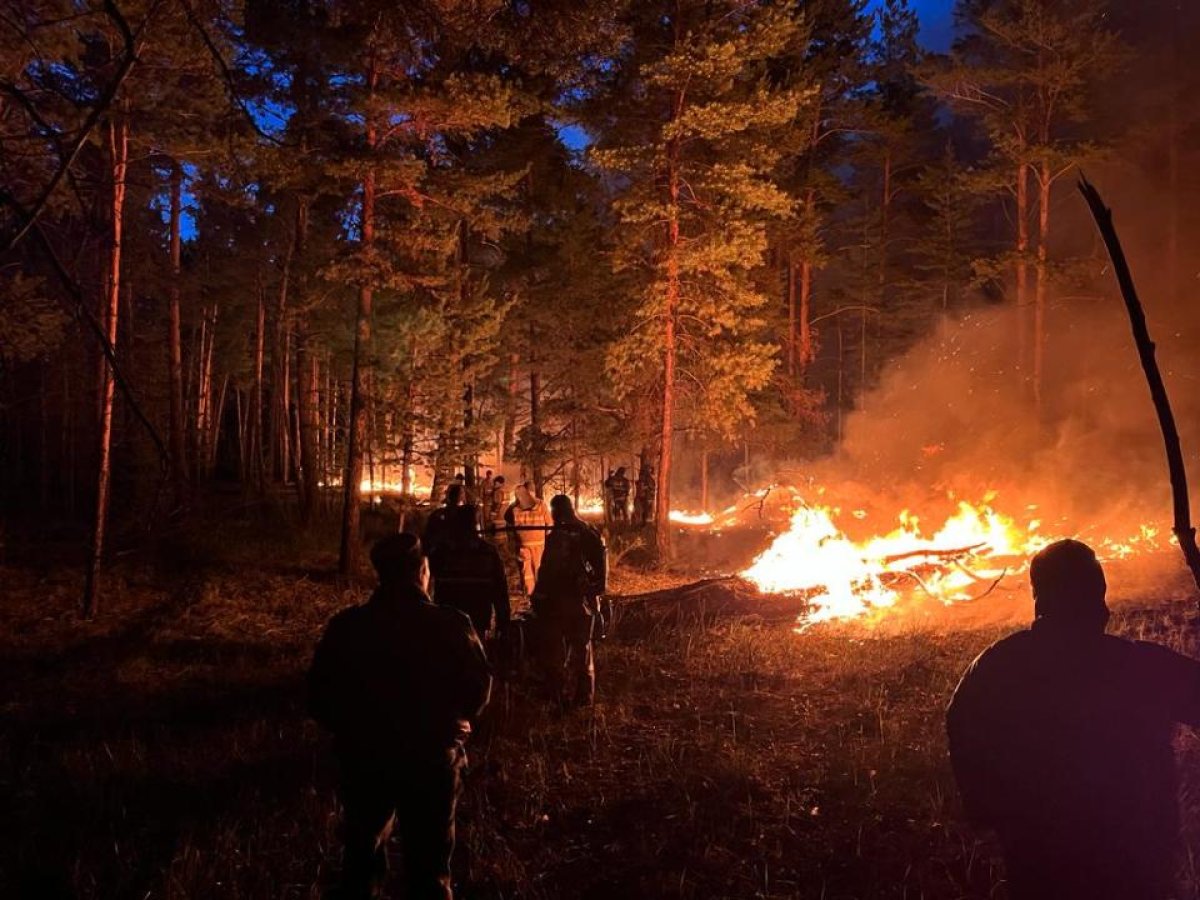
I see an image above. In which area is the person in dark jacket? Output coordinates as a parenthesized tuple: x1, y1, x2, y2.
(424, 484, 465, 556)
(947, 538, 1200, 900)
(308, 533, 491, 900)
(606, 467, 630, 527)
(532, 495, 606, 707)
(634, 462, 656, 526)
(429, 505, 511, 639)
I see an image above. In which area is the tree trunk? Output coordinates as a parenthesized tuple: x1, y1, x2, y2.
(528, 323, 543, 494)
(338, 60, 378, 577)
(503, 351, 518, 463)
(655, 82, 686, 559)
(296, 333, 319, 525)
(700, 444, 709, 514)
(786, 253, 796, 379)
(1015, 160, 1029, 384)
(167, 160, 187, 505)
(83, 116, 128, 618)
(1033, 159, 1050, 414)
(250, 282, 266, 492)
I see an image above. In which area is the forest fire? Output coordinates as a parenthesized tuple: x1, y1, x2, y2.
(741, 492, 1169, 626)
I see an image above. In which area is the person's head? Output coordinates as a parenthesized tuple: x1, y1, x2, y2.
(445, 484, 464, 507)
(550, 494, 578, 525)
(453, 473, 465, 484)
(370, 532, 428, 592)
(485, 469, 493, 479)
(494, 475, 505, 487)
(450, 504, 479, 541)
(516, 481, 534, 504)
(616, 466, 626, 477)
(1029, 539, 1109, 631)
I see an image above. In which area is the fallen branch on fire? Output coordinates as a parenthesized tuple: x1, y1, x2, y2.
(1078, 176, 1200, 605)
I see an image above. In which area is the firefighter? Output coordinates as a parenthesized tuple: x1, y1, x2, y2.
(634, 462, 656, 526)
(504, 481, 551, 598)
(531, 494, 606, 708)
(947, 539, 1200, 900)
(606, 467, 631, 527)
(424, 484, 465, 556)
(428, 504, 511, 639)
(307, 533, 491, 900)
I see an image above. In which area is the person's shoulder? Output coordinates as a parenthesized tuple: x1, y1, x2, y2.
(421, 601, 478, 637)
(964, 628, 1036, 673)
(1128, 636, 1200, 672)
(320, 601, 371, 639)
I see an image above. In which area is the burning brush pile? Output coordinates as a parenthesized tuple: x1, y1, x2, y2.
(731, 487, 1169, 627)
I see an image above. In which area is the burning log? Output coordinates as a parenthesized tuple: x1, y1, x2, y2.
(1079, 177, 1200, 605)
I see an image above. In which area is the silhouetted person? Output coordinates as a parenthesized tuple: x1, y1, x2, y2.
(424, 483, 465, 556)
(308, 533, 491, 900)
(634, 463, 655, 526)
(947, 538, 1200, 900)
(606, 467, 630, 526)
(532, 495, 606, 707)
(429, 505, 511, 639)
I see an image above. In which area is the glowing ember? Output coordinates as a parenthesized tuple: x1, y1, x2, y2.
(741, 493, 1168, 627)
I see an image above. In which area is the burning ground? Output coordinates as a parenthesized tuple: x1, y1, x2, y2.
(4, 513, 1200, 899)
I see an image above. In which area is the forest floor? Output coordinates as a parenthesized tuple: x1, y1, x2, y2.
(3, 512, 1200, 899)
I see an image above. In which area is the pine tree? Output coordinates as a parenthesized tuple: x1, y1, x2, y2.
(592, 0, 809, 556)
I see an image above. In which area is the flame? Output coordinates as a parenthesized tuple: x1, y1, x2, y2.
(741, 492, 1168, 627)
(670, 510, 715, 526)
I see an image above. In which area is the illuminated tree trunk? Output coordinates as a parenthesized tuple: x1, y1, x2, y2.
(1033, 159, 1050, 413)
(339, 61, 378, 576)
(167, 160, 187, 504)
(529, 324, 543, 495)
(82, 116, 128, 618)
(1015, 160, 1030, 384)
(655, 83, 685, 559)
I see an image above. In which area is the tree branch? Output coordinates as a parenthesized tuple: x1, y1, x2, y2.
(1078, 175, 1200, 604)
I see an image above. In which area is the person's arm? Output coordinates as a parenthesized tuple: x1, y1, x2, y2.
(945, 656, 1000, 829)
(307, 618, 345, 732)
(1137, 641, 1200, 727)
(490, 547, 511, 630)
(455, 619, 493, 721)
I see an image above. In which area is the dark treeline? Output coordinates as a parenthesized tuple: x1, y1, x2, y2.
(2, 0, 1198, 608)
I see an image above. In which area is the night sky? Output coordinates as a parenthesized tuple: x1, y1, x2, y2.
(884, 0, 956, 51)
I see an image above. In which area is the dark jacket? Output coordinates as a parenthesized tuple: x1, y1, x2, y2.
(423, 506, 457, 555)
(532, 519, 606, 618)
(606, 474, 630, 502)
(947, 620, 1200, 899)
(307, 582, 492, 762)
(429, 536, 511, 636)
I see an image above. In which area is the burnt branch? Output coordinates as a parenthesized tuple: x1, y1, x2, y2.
(1078, 175, 1200, 604)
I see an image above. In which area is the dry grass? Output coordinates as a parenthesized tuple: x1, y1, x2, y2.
(2, 518, 1200, 899)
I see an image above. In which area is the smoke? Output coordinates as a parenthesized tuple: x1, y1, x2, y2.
(812, 288, 1200, 606)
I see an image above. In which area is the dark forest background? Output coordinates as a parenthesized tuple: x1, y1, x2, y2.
(3, 0, 1200, 611)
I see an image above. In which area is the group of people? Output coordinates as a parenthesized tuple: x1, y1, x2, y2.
(309, 516, 1200, 900)
(602, 462, 655, 529)
(308, 478, 605, 898)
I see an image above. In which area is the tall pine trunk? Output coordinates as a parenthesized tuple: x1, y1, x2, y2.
(167, 161, 187, 504)
(1033, 159, 1051, 413)
(339, 61, 378, 577)
(1015, 160, 1029, 385)
(655, 83, 686, 559)
(83, 116, 128, 618)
